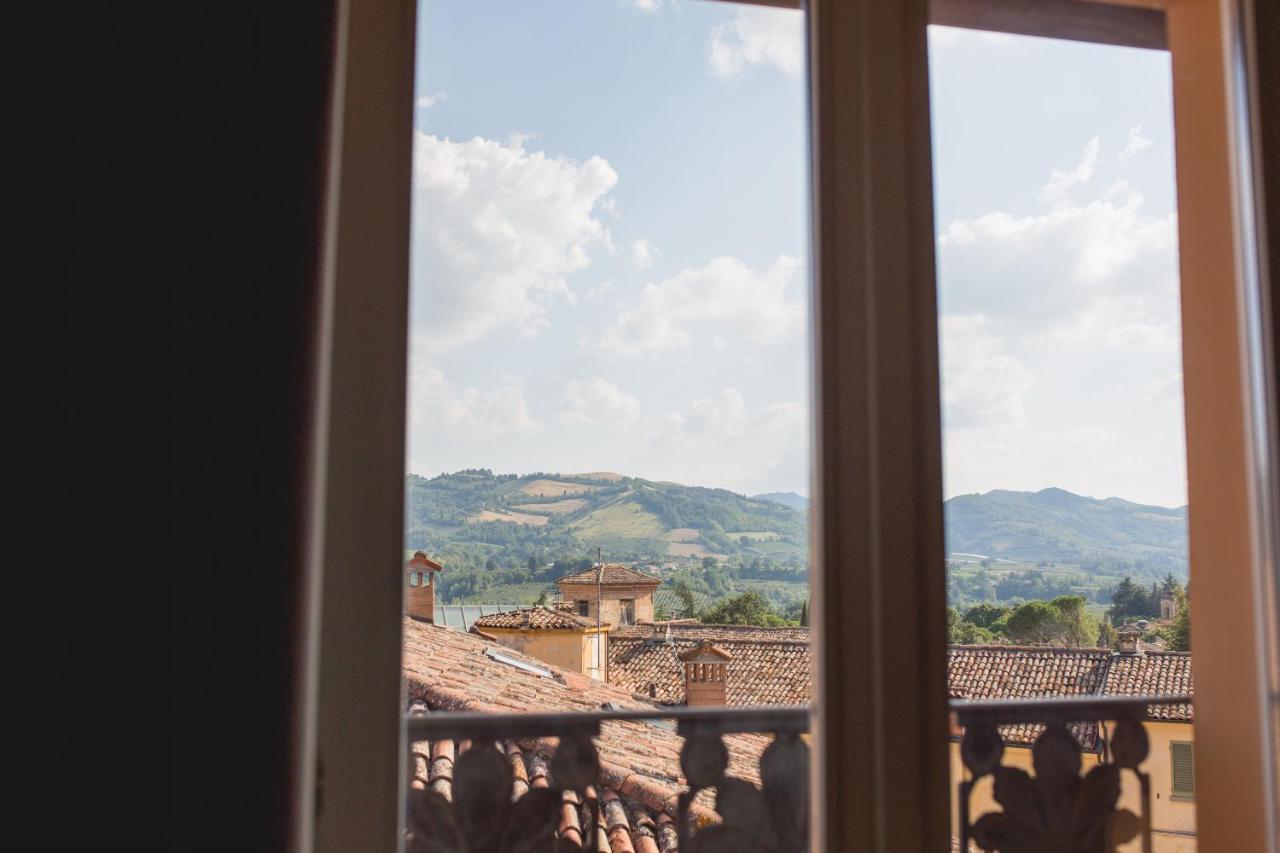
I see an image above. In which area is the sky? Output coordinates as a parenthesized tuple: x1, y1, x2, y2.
(407, 0, 1187, 508)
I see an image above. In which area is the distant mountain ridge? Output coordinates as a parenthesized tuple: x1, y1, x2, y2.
(406, 473, 1188, 581)
(944, 487, 1187, 576)
(752, 491, 809, 511)
(406, 469, 809, 565)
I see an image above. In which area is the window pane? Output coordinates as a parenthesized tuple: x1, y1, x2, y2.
(403, 1, 812, 849)
(929, 27, 1195, 849)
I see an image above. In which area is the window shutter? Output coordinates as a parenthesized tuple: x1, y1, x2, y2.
(1170, 741, 1195, 797)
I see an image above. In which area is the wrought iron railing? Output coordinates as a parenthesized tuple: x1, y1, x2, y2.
(403, 695, 1190, 852)
(953, 694, 1193, 853)
(405, 704, 809, 853)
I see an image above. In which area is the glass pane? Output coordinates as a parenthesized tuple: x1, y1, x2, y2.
(928, 27, 1195, 849)
(403, 1, 813, 849)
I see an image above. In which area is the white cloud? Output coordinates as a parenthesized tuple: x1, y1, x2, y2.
(648, 390, 807, 494)
(411, 132, 617, 351)
(594, 255, 802, 357)
(1039, 137, 1100, 205)
(415, 92, 446, 109)
(407, 349, 542, 439)
(627, 0, 662, 11)
(630, 238, 654, 270)
(1119, 125, 1152, 161)
(707, 7, 803, 78)
(560, 379, 642, 425)
(938, 176, 1178, 352)
(940, 314, 1035, 430)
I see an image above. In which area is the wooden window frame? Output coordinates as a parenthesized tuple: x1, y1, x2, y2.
(298, 0, 1280, 851)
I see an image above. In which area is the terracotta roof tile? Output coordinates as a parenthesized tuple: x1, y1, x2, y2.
(616, 623, 811, 643)
(948, 645, 1111, 749)
(1102, 651, 1194, 721)
(472, 605, 599, 630)
(403, 617, 773, 850)
(558, 563, 662, 586)
(609, 630, 811, 706)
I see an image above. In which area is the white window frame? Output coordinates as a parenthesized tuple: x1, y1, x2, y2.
(298, 0, 1280, 851)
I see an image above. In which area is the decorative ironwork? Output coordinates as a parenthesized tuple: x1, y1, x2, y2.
(954, 694, 1192, 853)
(404, 705, 809, 853)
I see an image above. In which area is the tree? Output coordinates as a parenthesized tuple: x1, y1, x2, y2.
(948, 607, 994, 644)
(1106, 576, 1154, 624)
(799, 600, 809, 628)
(671, 580, 696, 618)
(701, 591, 784, 627)
(1162, 588, 1191, 651)
(534, 590, 548, 606)
(527, 555, 539, 572)
(1097, 621, 1118, 649)
(963, 603, 1010, 629)
(702, 556, 718, 570)
(1048, 595, 1097, 648)
(1006, 601, 1059, 644)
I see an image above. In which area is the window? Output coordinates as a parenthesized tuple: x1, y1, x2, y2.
(620, 599, 635, 627)
(1171, 740, 1196, 799)
(576, 600, 589, 617)
(307, 0, 1280, 850)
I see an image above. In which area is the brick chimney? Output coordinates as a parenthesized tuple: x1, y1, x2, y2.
(680, 640, 732, 707)
(405, 552, 443, 622)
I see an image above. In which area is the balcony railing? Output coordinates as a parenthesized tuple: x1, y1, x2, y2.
(403, 695, 1189, 852)
(953, 694, 1194, 853)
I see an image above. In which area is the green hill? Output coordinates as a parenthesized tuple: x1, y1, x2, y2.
(405, 469, 809, 569)
(944, 487, 1187, 578)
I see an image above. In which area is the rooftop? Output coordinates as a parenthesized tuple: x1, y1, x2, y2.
(403, 616, 772, 845)
(557, 563, 662, 587)
(609, 628, 811, 706)
(472, 606, 603, 631)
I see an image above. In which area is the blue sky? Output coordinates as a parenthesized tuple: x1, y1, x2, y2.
(407, 1, 1186, 508)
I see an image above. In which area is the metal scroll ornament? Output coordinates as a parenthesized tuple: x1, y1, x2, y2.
(959, 715, 1152, 853)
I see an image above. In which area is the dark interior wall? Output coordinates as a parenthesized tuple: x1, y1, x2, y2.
(169, 2, 336, 848)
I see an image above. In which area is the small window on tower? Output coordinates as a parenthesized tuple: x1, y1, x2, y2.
(620, 599, 635, 626)
(577, 600, 589, 617)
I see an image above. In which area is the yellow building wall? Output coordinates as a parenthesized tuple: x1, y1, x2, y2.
(481, 628, 608, 679)
(949, 723, 1196, 853)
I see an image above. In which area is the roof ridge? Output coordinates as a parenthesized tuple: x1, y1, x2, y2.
(949, 643, 1112, 654)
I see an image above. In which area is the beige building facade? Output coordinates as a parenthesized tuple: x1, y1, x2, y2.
(554, 564, 660, 627)
(471, 606, 610, 680)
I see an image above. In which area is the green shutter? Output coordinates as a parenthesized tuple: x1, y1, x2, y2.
(1170, 741, 1195, 798)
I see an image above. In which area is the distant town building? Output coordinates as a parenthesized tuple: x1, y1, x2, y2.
(555, 563, 660, 627)
(472, 605, 610, 680)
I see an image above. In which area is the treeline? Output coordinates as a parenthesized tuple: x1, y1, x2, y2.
(947, 573, 1191, 651)
(658, 586, 807, 628)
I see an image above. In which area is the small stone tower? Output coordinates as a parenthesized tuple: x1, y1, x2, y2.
(680, 639, 732, 707)
(405, 552, 443, 622)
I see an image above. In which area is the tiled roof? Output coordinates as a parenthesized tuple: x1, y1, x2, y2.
(616, 623, 811, 643)
(403, 617, 772, 847)
(1102, 651, 1194, 721)
(609, 629, 811, 706)
(472, 606, 599, 631)
(557, 563, 661, 586)
(948, 646, 1115, 749)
